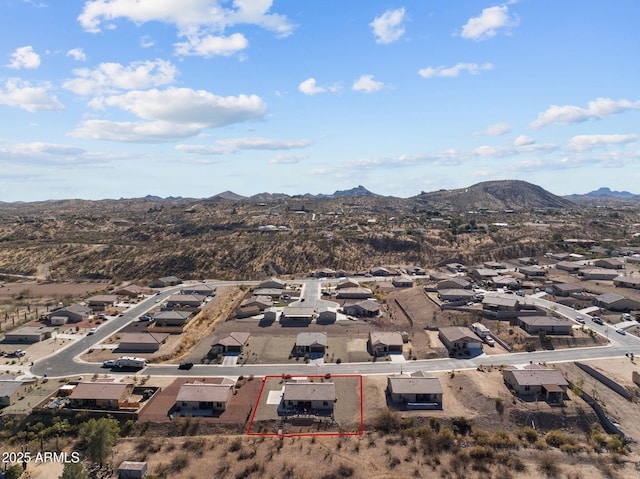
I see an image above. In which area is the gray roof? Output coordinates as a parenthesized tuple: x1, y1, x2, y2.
(438, 326, 481, 343)
(176, 383, 233, 403)
(0, 380, 23, 397)
(504, 368, 568, 387)
(119, 332, 169, 344)
(283, 382, 335, 401)
(282, 307, 316, 318)
(518, 316, 572, 327)
(369, 331, 403, 347)
(153, 311, 192, 320)
(387, 375, 443, 395)
(595, 292, 626, 304)
(69, 382, 131, 401)
(212, 332, 251, 347)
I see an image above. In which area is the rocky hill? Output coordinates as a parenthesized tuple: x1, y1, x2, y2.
(412, 180, 576, 212)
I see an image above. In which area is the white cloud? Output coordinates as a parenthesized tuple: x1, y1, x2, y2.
(352, 75, 386, 93)
(514, 134, 535, 146)
(370, 8, 406, 44)
(63, 59, 178, 95)
(8, 46, 41, 69)
(2, 142, 84, 157)
(567, 134, 639, 151)
(530, 98, 640, 128)
(298, 78, 340, 96)
(419, 62, 492, 78)
(66, 48, 87, 61)
(472, 142, 557, 157)
(91, 87, 266, 126)
(78, 0, 294, 57)
(176, 137, 312, 155)
(69, 119, 204, 142)
(140, 35, 155, 48)
(0, 78, 63, 112)
(475, 122, 511, 136)
(175, 32, 248, 57)
(270, 153, 305, 164)
(460, 5, 518, 41)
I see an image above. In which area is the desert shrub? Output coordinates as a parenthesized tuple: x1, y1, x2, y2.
(489, 430, 520, 449)
(373, 408, 401, 434)
(517, 426, 538, 443)
(452, 416, 473, 435)
(545, 430, 577, 448)
(468, 445, 494, 460)
(228, 437, 242, 452)
(537, 453, 561, 477)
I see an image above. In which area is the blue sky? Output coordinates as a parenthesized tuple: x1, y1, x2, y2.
(1, 0, 639, 201)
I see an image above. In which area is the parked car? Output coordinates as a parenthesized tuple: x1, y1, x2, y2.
(622, 313, 632, 321)
(10, 349, 26, 358)
(484, 337, 495, 347)
(87, 328, 98, 335)
(102, 360, 116, 368)
(178, 362, 194, 370)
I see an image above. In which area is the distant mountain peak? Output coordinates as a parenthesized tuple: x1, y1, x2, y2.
(331, 185, 378, 197)
(585, 187, 638, 198)
(210, 191, 247, 201)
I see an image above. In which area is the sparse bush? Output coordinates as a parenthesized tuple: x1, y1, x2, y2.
(373, 408, 401, 434)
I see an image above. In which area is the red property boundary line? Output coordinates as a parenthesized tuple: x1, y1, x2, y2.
(247, 374, 364, 438)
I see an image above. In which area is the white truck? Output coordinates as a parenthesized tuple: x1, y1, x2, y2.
(114, 357, 146, 369)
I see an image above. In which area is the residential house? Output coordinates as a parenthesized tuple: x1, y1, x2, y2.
(517, 316, 573, 335)
(335, 278, 360, 289)
(282, 381, 335, 414)
(86, 295, 120, 311)
(118, 332, 169, 353)
(315, 268, 336, 277)
(392, 276, 414, 287)
(594, 258, 625, 270)
(0, 380, 29, 407)
(613, 275, 640, 290)
(151, 311, 192, 328)
(578, 268, 620, 281)
(405, 266, 426, 275)
(386, 372, 443, 409)
(437, 278, 471, 290)
(594, 293, 640, 312)
(369, 331, 403, 356)
(482, 296, 520, 312)
(551, 283, 584, 297)
(47, 303, 91, 324)
(470, 268, 499, 282)
(166, 294, 204, 308)
(210, 332, 250, 355)
(241, 295, 273, 311)
(152, 276, 182, 287)
(68, 382, 134, 410)
(518, 266, 547, 278)
(438, 327, 483, 357)
(343, 300, 380, 317)
(179, 284, 216, 296)
(445, 263, 467, 273)
(491, 275, 520, 290)
(4, 326, 57, 343)
(115, 285, 147, 298)
(176, 382, 234, 414)
(502, 366, 568, 401)
(547, 252, 571, 261)
(555, 261, 582, 273)
(370, 266, 392, 276)
(257, 277, 287, 290)
(518, 257, 538, 265)
(484, 261, 506, 269)
(295, 332, 328, 355)
(236, 305, 261, 319)
(336, 287, 372, 299)
(317, 306, 338, 323)
(437, 289, 475, 302)
(252, 288, 284, 300)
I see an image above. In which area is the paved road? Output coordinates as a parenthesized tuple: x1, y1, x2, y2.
(30, 282, 640, 379)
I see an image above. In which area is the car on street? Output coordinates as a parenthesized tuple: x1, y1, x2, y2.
(592, 316, 604, 325)
(616, 328, 626, 335)
(178, 362, 194, 370)
(87, 327, 98, 335)
(575, 316, 585, 324)
(102, 360, 116, 368)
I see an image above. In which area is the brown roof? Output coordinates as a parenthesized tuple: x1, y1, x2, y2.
(283, 382, 335, 402)
(438, 326, 482, 343)
(369, 331, 403, 347)
(176, 383, 233, 403)
(504, 368, 568, 387)
(68, 382, 131, 401)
